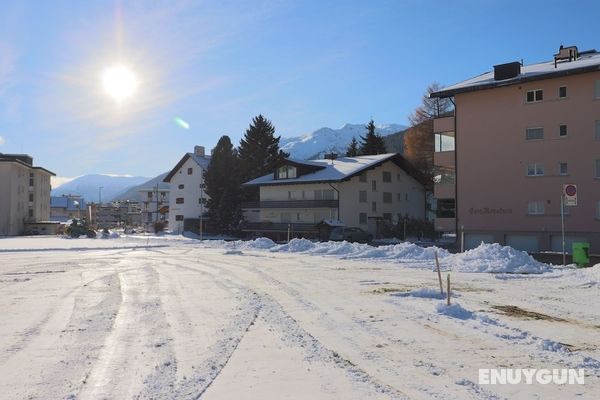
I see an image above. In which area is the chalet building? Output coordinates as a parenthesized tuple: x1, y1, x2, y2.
(430, 45, 600, 252)
(241, 153, 426, 240)
(0, 153, 55, 235)
(163, 146, 210, 234)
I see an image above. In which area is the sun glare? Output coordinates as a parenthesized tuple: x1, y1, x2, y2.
(101, 65, 139, 102)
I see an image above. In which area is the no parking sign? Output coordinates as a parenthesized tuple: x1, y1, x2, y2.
(563, 184, 577, 206)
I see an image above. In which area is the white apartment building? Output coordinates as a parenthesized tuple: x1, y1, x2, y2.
(163, 146, 210, 234)
(0, 153, 55, 236)
(139, 187, 169, 231)
(242, 153, 426, 240)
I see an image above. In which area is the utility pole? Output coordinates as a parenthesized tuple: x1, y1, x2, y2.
(98, 186, 103, 205)
(200, 170, 204, 241)
(560, 194, 566, 266)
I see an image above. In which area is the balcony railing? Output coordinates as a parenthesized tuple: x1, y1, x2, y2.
(242, 200, 339, 209)
(240, 222, 319, 233)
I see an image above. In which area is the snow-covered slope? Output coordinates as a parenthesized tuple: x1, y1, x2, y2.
(280, 123, 406, 160)
(111, 172, 170, 202)
(51, 174, 150, 203)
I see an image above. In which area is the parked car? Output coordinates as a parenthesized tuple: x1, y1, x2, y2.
(329, 227, 372, 243)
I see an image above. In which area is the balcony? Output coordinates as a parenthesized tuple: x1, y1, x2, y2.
(434, 151, 455, 168)
(240, 221, 319, 233)
(434, 183, 455, 199)
(242, 200, 339, 209)
(433, 116, 454, 133)
(434, 217, 456, 232)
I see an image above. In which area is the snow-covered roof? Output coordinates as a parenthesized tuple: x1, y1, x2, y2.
(244, 153, 424, 186)
(163, 152, 211, 183)
(431, 49, 600, 98)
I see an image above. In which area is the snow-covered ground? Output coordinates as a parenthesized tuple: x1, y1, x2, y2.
(0, 236, 598, 399)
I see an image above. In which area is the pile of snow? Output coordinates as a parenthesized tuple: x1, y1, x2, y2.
(450, 243, 549, 274)
(435, 303, 474, 320)
(393, 288, 446, 300)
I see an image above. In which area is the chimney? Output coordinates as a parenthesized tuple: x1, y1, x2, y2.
(194, 145, 205, 157)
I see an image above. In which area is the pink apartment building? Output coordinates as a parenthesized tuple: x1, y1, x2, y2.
(431, 45, 600, 253)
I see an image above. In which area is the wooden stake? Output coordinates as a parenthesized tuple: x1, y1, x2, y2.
(446, 274, 451, 306)
(435, 251, 444, 295)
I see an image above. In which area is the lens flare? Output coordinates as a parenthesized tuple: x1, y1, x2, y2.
(174, 117, 190, 130)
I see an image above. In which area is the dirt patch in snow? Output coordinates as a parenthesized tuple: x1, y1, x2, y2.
(491, 305, 567, 322)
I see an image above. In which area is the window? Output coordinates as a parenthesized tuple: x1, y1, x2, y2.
(281, 213, 291, 223)
(276, 165, 297, 179)
(527, 201, 545, 215)
(397, 193, 402, 202)
(382, 171, 392, 182)
(372, 201, 377, 212)
(595, 120, 600, 141)
(178, 184, 185, 189)
(596, 159, 600, 178)
(148, 191, 153, 199)
(597, 201, 600, 219)
(359, 172, 367, 182)
(383, 192, 392, 203)
(382, 213, 392, 222)
(396, 173, 401, 181)
(175, 215, 184, 221)
(176, 197, 184, 204)
(558, 86, 567, 98)
(359, 191, 367, 203)
(527, 163, 544, 176)
(288, 190, 303, 200)
(559, 163, 568, 175)
(29, 173, 34, 187)
(434, 132, 455, 152)
(359, 212, 367, 224)
(28, 208, 33, 218)
(437, 199, 456, 218)
(559, 124, 568, 137)
(29, 193, 34, 202)
(526, 127, 544, 140)
(187, 167, 193, 175)
(372, 180, 377, 191)
(322, 190, 334, 200)
(595, 80, 600, 99)
(526, 89, 543, 103)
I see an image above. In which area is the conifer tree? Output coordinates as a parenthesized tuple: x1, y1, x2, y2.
(359, 119, 387, 155)
(204, 136, 242, 233)
(345, 137, 359, 157)
(238, 114, 288, 200)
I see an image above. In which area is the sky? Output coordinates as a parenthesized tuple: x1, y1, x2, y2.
(0, 0, 599, 183)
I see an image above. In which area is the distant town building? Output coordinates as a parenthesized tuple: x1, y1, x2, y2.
(430, 45, 600, 252)
(90, 201, 142, 229)
(50, 194, 86, 222)
(241, 153, 426, 240)
(0, 153, 55, 235)
(163, 146, 210, 233)
(139, 187, 169, 231)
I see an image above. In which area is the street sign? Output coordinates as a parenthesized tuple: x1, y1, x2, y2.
(563, 184, 577, 206)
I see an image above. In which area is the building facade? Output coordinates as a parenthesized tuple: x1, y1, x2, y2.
(163, 146, 210, 234)
(50, 195, 86, 222)
(242, 153, 426, 240)
(0, 153, 55, 235)
(431, 45, 600, 252)
(139, 187, 169, 231)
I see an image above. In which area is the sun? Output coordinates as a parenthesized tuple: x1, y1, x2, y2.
(101, 65, 139, 102)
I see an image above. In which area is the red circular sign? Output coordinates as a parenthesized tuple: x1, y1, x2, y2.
(565, 185, 577, 196)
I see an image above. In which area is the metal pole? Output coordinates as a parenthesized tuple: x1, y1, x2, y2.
(200, 171, 204, 241)
(99, 186, 103, 204)
(460, 225, 465, 253)
(561, 194, 565, 266)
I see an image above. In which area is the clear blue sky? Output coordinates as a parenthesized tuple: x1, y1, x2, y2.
(0, 0, 598, 181)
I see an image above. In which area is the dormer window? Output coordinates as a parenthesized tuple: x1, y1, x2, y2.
(276, 165, 297, 179)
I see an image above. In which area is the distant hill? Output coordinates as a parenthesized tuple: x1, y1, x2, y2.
(52, 174, 151, 203)
(280, 123, 407, 160)
(110, 172, 170, 202)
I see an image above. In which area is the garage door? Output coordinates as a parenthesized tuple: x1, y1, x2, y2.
(550, 236, 588, 254)
(506, 235, 540, 253)
(464, 233, 495, 250)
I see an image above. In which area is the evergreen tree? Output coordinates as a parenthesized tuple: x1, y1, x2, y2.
(359, 119, 387, 155)
(204, 136, 242, 234)
(345, 137, 359, 157)
(238, 114, 288, 200)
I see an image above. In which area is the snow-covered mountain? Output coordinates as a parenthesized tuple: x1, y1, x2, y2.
(111, 172, 170, 202)
(280, 123, 407, 160)
(51, 174, 151, 203)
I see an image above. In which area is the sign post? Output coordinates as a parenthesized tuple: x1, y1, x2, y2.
(561, 184, 577, 266)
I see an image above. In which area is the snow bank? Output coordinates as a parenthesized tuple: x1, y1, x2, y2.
(393, 288, 446, 300)
(450, 243, 549, 274)
(435, 303, 474, 320)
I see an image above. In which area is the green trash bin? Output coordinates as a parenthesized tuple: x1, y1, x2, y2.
(572, 242, 590, 267)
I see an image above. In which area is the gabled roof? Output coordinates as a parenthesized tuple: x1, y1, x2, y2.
(244, 153, 425, 186)
(163, 152, 211, 183)
(431, 50, 600, 98)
